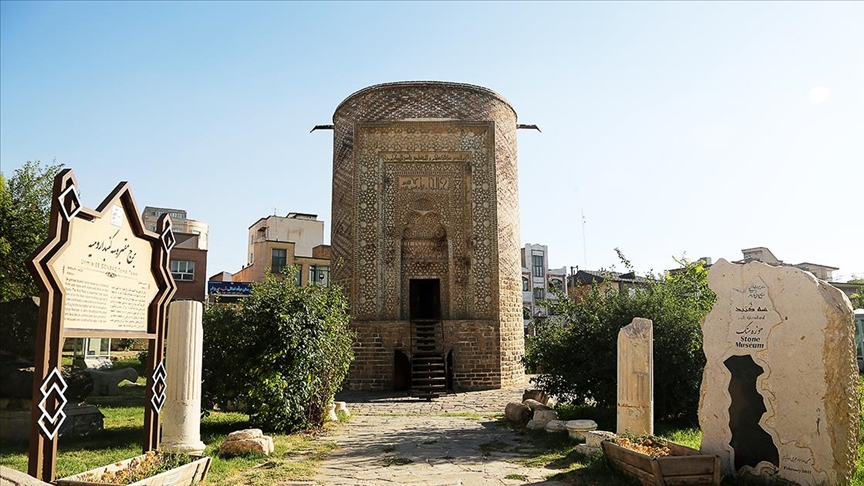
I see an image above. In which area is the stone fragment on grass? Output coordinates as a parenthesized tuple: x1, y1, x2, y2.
(219, 428, 274, 457)
(526, 419, 547, 430)
(334, 401, 350, 416)
(521, 399, 550, 411)
(227, 428, 263, 441)
(504, 402, 531, 423)
(532, 409, 558, 423)
(522, 389, 548, 404)
(575, 444, 600, 456)
(586, 430, 617, 448)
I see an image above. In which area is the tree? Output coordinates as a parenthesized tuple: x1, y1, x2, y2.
(849, 279, 864, 310)
(202, 268, 355, 432)
(0, 160, 64, 302)
(523, 255, 715, 423)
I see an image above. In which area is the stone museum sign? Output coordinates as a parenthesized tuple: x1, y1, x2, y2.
(26, 169, 176, 481)
(698, 259, 858, 485)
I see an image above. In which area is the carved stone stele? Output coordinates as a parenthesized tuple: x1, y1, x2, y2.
(617, 317, 653, 436)
(698, 259, 858, 485)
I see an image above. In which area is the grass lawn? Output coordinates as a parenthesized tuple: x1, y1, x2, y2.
(0, 370, 335, 485)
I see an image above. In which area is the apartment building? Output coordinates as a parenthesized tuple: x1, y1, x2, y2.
(231, 212, 331, 286)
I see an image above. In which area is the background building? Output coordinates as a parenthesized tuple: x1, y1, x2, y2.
(521, 243, 566, 327)
(142, 206, 208, 301)
(738, 246, 839, 281)
(231, 212, 330, 286)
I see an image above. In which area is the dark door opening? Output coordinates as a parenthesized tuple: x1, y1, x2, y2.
(409, 279, 440, 321)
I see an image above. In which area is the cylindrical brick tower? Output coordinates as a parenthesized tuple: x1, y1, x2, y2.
(330, 81, 524, 393)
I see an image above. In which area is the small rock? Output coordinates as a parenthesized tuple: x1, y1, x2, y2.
(219, 437, 272, 457)
(545, 420, 567, 432)
(522, 399, 550, 411)
(533, 409, 558, 423)
(227, 428, 263, 441)
(504, 402, 532, 423)
(586, 430, 617, 448)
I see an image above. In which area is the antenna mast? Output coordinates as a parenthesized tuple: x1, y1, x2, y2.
(581, 208, 587, 269)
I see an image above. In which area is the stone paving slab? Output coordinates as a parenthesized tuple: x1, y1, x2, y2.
(315, 381, 571, 485)
(315, 415, 570, 485)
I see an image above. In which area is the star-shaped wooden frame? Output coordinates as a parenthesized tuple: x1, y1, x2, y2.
(26, 169, 176, 481)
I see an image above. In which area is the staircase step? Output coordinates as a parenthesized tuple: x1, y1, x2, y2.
(412, 364, 445, 370)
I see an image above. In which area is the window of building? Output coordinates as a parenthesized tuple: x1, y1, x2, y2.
(532, 255, 544, 277)
(549, 278, 563, 292)
(522, 277, 529, 291)
(533, 287, 544, 300)
(170, 260, 195, 281)
(271, 248, 287, 274)
(309, 265, 331, 286)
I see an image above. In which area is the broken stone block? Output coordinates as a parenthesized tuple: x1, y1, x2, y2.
(521, 399, 550, 411)
(545, 420, 567, 433)
(586, 430, 617, 448)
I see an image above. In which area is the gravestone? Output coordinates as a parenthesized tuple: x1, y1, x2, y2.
(617, 317, 653, 436)
(699, 259, 858, 484)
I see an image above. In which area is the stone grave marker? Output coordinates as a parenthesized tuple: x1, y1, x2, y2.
(617, 317, 653, 436)
(698, 259, 858, 485)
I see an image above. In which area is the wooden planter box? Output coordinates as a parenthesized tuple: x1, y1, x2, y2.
(601, 440, 720, 486)
(56, 454, 211, 486)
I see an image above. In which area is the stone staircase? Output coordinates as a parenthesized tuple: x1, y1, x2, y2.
(411, 320, 447, 400)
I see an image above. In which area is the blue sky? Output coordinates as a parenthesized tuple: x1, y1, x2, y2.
(2, 1, 863, 281)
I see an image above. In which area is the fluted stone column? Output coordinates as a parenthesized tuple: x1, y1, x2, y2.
(617, 317, 653, 436)
(162, 300, 206, 454)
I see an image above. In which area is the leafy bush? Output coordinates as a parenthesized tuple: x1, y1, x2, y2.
(524, 255, 714, 423)
(202, 269, 354, 432)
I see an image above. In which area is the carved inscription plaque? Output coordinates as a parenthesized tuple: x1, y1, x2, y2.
(51, 204, 158, 333)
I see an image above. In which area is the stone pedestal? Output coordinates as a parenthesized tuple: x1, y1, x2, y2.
(565, 420, 597, 441)
(161, 300, 206, 455)
(617, 317, 653, 436)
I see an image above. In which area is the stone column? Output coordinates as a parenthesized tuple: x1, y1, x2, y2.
(161, 300, 206, 455)
(617, 317, 653, 436)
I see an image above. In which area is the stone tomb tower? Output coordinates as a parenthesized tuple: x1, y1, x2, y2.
(330, 81, 525, 394)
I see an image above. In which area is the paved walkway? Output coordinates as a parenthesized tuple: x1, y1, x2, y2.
(309, 381, 571, 485)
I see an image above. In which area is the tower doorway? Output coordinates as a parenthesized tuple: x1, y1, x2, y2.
(409, 278, 441, 321)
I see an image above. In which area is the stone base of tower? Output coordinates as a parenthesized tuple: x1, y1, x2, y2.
(345, 319, 525, 392)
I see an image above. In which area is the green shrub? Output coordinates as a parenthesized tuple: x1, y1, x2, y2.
(202, 269, 354, 432)
(525, 255, 714, 423)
